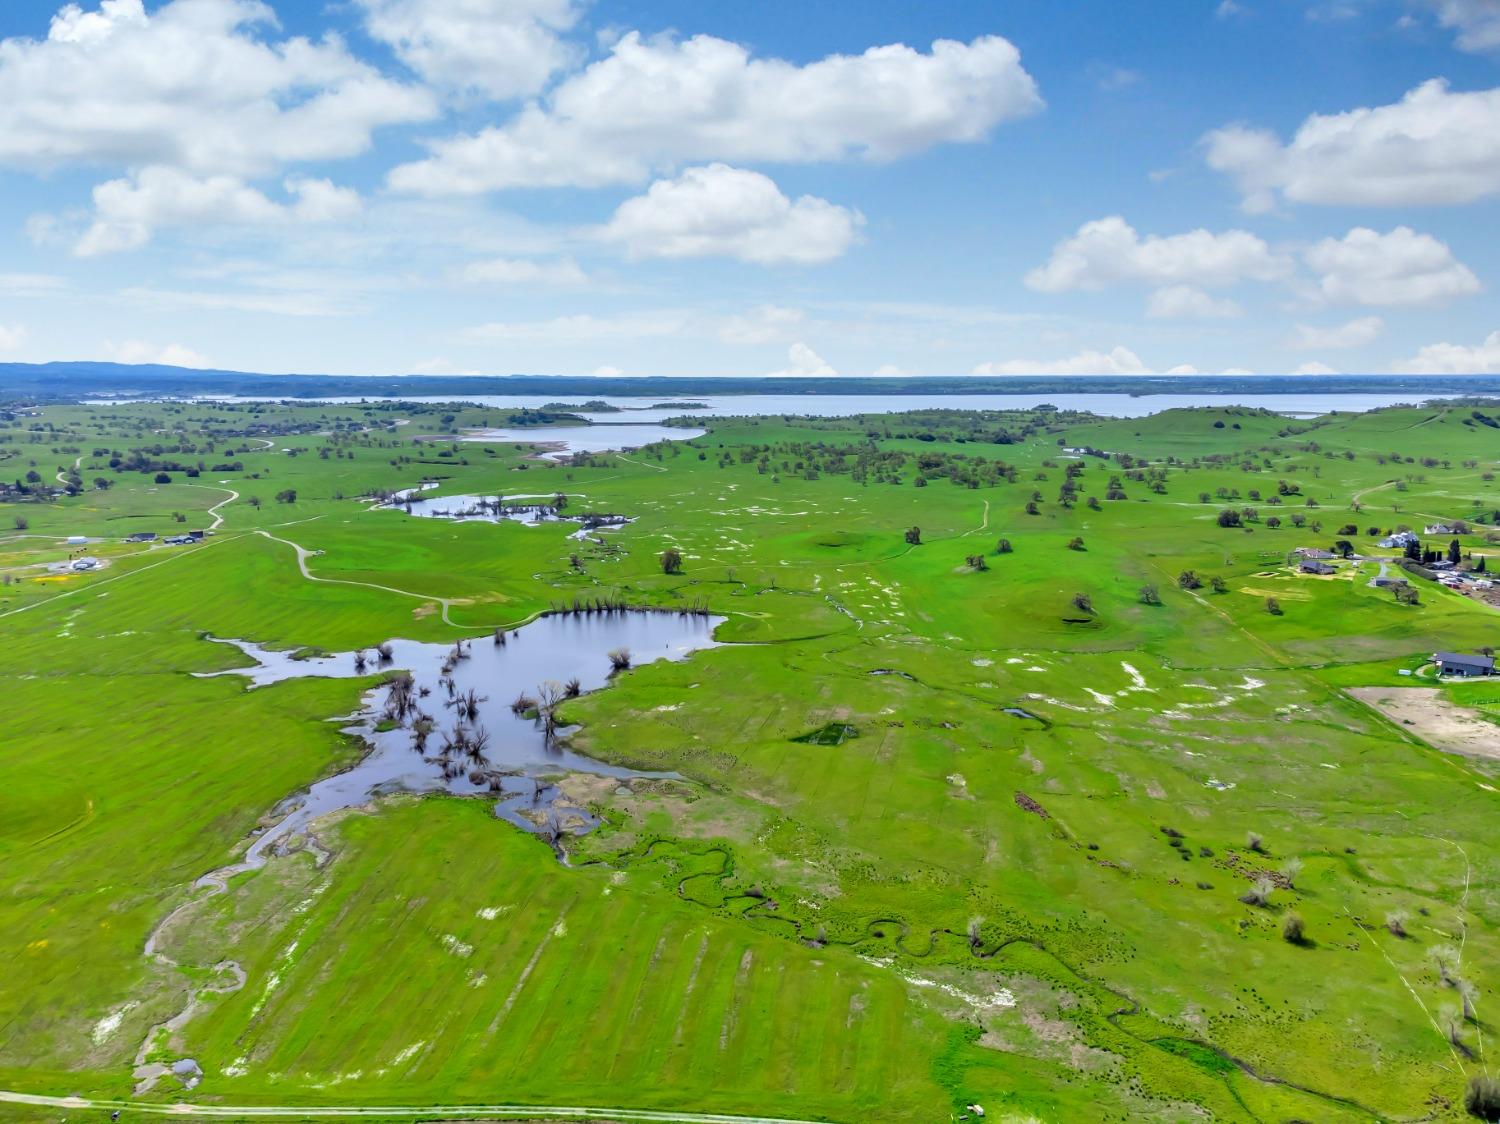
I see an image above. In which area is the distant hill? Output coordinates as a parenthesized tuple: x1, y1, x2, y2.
(3, 360, 1499, 401)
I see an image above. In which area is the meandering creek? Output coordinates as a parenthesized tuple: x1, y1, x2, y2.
(200, 610, 724, 877)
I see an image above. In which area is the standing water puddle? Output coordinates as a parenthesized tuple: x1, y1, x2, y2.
(199, 610, 723, 877)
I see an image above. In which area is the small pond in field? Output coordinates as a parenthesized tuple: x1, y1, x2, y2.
(199, 609, 724, 877)
(381, 490, 632, 536)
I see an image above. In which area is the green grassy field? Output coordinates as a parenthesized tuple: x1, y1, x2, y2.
(2, 396, 1499, 1122)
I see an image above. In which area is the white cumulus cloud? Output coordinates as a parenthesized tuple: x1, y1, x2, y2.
(389, 33, 1041, 193)
(355, 0, 581, 100)
(1427, 0, 1500, 51)
(1395, 330, 1500, 373)
(1286, 316, 1384, 349)
(74, 167, 362, 255)
(1146, 285, 1244, 319)
(599, 165, 861, 265)
(106, 339, 210, 367)
(1293, 360, 1339, 374)
(1205, 80, 1500, 211)
(770, 342, 836, 377)
(1025, 216, 1288, 292)
(1302, 227, 1480, 307)
(972, 345, 1152, 376)
(0, 323, 26, 350)
(0, 0, 435, 178)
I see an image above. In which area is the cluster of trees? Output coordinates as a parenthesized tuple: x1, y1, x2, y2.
(1, 470, 60, 501)
(1401, 537, 1468, 567)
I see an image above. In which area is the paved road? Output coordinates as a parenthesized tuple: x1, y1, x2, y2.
(0, 1090, 835, 1124)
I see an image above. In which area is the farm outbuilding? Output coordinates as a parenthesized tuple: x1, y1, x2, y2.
(1433, 652, 1496, 677)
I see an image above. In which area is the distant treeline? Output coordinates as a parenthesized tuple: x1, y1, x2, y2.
(7, 361, 1500, 402)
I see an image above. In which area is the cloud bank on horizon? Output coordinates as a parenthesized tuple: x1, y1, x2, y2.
(0, 0, 1496, 377)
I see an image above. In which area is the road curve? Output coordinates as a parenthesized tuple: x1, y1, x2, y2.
(0, 1090, 837, 1124)
(255, 529, 464, 627)
(182, 483, 240, 530)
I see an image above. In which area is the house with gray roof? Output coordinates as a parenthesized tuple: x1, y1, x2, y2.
(1433, 652, 1496, 677)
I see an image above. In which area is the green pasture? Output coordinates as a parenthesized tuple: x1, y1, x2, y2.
(1, 397, 1498, 1122)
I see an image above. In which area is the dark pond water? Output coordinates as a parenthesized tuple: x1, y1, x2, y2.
(199, 610, 724, 876)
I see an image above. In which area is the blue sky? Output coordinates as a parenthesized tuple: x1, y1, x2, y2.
(0, 0, 1498, 377)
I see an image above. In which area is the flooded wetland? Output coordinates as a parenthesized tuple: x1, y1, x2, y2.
(204, 609, 725, 868)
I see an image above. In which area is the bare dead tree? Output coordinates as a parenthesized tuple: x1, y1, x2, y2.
(1239, 876, 1275, 907)
(1460, 978, 1479, 1022)
(383, 672, 417, 721)
(536, 680, 565, 744)
(1433, 945, 1461, 988)
(410, 716, 434, 754)
(1281, 857, 1303, 889)
(458, 687, 487, 721)
(1441, 1004, 1466, 1053)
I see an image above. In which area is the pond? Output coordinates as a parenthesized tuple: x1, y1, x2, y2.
(200, 609, 724, 875)
(381, 490, 631, 536)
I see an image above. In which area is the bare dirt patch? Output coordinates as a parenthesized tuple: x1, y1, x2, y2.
(1348, 687, 1500, 760)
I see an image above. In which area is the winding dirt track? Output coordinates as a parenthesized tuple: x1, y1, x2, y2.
(0, 1090, 834, 1123)
(183, 484, 240, 530)
(254, 528, 464, 627)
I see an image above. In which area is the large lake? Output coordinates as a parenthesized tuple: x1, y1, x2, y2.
(93, 389, 1482, 420)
